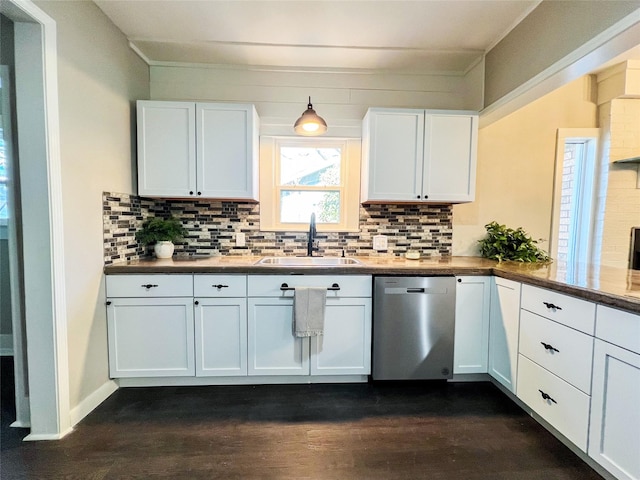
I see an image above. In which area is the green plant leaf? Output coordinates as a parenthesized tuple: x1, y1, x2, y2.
(477, 221, 551, 263)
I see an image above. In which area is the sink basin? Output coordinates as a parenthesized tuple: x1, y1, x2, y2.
(256, 256, 363, 266)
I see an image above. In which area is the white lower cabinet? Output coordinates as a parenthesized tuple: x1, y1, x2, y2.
(454, 276, 491, 374)
(247, 298, 309, 376)
(311, 298, 372, 376)
(194, 298, 247, 376)
(517, 354, 590, 451)
(488, 277, 521, 392)
(107, 297, 195, 377)
(588, 307, 640, 480)
(247, 275, 372, 378)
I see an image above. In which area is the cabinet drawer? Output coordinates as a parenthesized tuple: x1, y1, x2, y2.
(521, 284, 595, 334)
(106, 274, 193, 298)
(517, 355, 590, 452)
(248, 275, 372, 297)
(194, 275, 247, 297)
(595, 305, 640, 354)
(519, 310, 594, 394)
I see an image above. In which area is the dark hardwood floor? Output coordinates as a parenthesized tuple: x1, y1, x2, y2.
(1, 357, 603, 479)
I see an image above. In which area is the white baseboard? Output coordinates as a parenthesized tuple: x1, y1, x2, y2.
(69, 379, 118, 427)
(23, 426, 73, 441)
(10, 420, 31, 428)
(0, 334, 14, 356)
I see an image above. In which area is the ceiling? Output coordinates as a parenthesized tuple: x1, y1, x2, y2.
(93, 0, 541, 74)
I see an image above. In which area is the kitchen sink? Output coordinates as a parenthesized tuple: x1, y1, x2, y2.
(256, 256, 363, 266)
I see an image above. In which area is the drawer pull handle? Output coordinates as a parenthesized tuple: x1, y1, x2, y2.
(540, 342, 560, 353)
(212, 284, 229, 290)
(538, 389, 557, 404)
(543, 301, 562, 311)
(280, 283, 340, 291)
(141, 284, 158, 289)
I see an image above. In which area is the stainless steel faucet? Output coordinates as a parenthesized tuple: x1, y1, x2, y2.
(307, 213, 319, 256)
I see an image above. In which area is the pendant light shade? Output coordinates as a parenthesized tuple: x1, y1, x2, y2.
(294, 96, 327, 136)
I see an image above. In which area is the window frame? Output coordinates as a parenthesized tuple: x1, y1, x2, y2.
(259, 136, 361, 232)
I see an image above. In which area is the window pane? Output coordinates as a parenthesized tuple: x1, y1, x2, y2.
(280, 147, 341, 186)
(280, 190, 340, 223)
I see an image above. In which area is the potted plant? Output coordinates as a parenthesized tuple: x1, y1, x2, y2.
(135, 216, 186, 259)
(478, 221, 551, 263)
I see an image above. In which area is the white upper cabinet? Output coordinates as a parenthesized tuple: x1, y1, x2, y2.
(361, 108, 477, 203)
(137, 102, 196, 198)
(137, 101, 259, 200)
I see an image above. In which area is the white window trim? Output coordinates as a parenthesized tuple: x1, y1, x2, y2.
(550, 128, 600, 263)
(259, 136, 361, 232)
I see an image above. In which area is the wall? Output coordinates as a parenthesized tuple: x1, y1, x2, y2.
(150, 63, 483, 138)
(0, 14, 15, 348)
(484, 1, 640, 107)
(103, 193, 453, 264)
(33, 1, 149, 410)
(452, 76, 598, 256)
(600, 98, 640, 267)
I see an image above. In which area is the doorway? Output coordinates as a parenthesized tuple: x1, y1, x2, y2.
(551, 128, 600, 276)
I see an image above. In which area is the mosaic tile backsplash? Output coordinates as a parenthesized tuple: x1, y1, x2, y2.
(103, 192, 453, 265)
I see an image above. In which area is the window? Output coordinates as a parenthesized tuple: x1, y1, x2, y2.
(260, 137, 361, 231)
(551, 129, 600, 271)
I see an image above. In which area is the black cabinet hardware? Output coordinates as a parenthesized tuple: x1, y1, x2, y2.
(189, 191, 194, 195)
(106, 301, 112, 306)
(538, 389, 557, 404)
(280, 283, 340, 291)
(212, 284, 229, 289)
(540, 342, 560, 353)
(194, 300, 199, 305)
(416, 195, 421, 199)
(197, 191, 202, 195)
(141, 284, 158, 289)
(543, 301, 562, 311)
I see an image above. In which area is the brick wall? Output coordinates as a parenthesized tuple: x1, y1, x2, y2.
(103, 192, 453, 265)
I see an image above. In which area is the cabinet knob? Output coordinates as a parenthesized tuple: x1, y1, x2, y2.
(416, 195, 421, 199)
(424, 195, 428, 199)
(457, 278, 462, 283)
(106, 301, 112, 306)
(197, 191, 202, 196)
(194, 300, 199, 306)
(189, 191, 194, 195)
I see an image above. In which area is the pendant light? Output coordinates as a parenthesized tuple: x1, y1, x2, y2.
(293, 96, 327, 136)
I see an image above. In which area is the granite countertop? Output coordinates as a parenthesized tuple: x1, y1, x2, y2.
(104, 256, 640, 314)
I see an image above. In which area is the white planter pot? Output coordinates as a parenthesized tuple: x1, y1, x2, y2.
(154, 241, 175, 259)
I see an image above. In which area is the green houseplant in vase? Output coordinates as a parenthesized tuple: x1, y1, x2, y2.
(478, 221, 551, 263)
(135, 216, 186, 259)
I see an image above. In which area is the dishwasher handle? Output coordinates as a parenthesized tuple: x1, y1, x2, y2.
(406, 288, 425, 293)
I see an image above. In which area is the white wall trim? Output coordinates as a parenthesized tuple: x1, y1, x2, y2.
(0, 334, 14, 356)
(23, 428, 74, 442)
(480, 10, 640, 127)
(6, 0, 71, 438)
(69, 380, 118, 427)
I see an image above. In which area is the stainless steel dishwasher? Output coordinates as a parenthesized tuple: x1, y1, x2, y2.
(373, 276, 456, 380)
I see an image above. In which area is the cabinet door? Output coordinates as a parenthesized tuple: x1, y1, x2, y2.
(361, 108, 424, 202)
(106, 297, 195, 377)
(422, 112, 477, 202)
(197, 103, 259, 200)
(454, 276, 490, 374)
(247, 298, 309, 376)
(194, 298, 247, 377)
(137, 101, 196, 197)
(488, 277, 521, 393)
(589, 339, 640, 480)
(310, 298, 372, 376)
